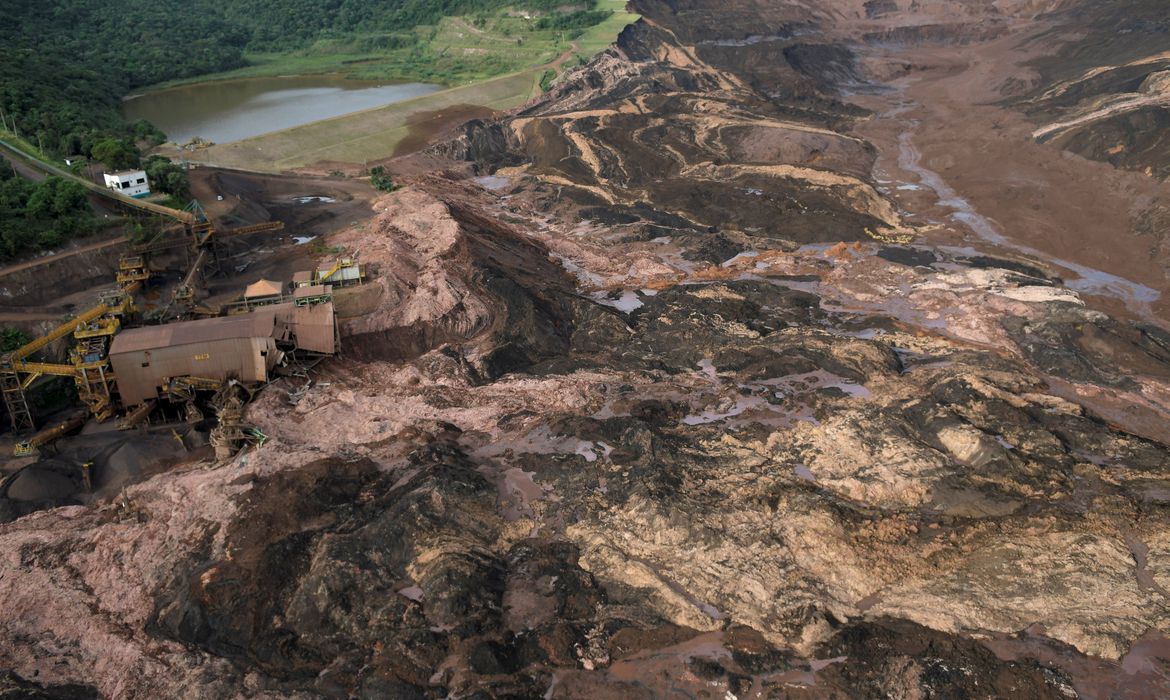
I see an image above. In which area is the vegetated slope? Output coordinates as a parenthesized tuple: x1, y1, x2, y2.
(0, 0, 609, 156)
(0, 167, 98, 259)
(2, 0, 1170, 698)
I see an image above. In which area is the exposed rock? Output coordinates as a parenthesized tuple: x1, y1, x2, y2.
(3, 0, 1170, 697)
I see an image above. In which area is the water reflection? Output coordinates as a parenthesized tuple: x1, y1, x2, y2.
(123, 76, 442, 144)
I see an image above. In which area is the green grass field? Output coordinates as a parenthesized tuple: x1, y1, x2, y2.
(171, 1, 640, 171)
(151, 0, 638, 90)
(575, 0, 641, 56)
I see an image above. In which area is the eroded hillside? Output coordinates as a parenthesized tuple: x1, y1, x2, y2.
(2, 1, 1170, 698)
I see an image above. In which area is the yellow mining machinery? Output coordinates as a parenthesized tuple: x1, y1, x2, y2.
(314, 254, 364, 287)
(4, 284, 138, 455)
(167, 218, 285, 314)
(130, 201, 283, 285)
(115, 399, 156, 431)
(13, 413, 88, 457)
(116, 255, 150, 286)
(1, 285, 139, 440)
(2, 196, 285, 454)
(318, 258, 346, 283)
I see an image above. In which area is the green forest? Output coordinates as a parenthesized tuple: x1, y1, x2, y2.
(0, 0, 603, 161)
(0, 165, 98, 260)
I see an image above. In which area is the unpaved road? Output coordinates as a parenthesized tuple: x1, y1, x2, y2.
(0, 236, 127, 280)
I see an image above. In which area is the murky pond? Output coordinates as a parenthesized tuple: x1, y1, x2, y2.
(123, 76, 442, 144)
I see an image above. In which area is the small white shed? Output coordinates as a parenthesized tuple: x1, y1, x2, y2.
(103, 169, 151, 198)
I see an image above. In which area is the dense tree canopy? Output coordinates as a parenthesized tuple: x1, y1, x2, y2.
(143, 156, 189, 199)
(91, 139, 140, 171)
(0, 166, 97, 259)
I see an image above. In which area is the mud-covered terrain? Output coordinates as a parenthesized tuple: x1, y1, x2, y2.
(3, 1, 1170, 698)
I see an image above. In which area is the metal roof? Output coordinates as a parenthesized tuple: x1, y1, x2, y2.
(244, 279, 283, 298)
(292, 271, 313, 283)
(110, 310, 278, 355)
(293, 285, 331, 298)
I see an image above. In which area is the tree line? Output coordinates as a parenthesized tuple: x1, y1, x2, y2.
(1, 0, 603, 259)
(1, 0, 600, 162)
(0, 164, 97, 260)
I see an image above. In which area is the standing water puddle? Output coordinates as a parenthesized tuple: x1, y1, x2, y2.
(896, 128, 1160, 317)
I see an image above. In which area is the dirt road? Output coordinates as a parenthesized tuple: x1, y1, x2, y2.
(0, 236, 127, 280)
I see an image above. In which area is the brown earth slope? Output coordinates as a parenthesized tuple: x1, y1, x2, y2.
(2, 1, 1170, 698)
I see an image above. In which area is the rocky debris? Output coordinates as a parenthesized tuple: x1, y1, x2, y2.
(0, 671, 97, 699)
(148, 447, 513, 696)
(1013, 0, 1170, 177)
(445, 18, 914, 245)
(2, 0, 1170, 697)
(330, 183, 581, 377)
(815, 618, 1074, 698)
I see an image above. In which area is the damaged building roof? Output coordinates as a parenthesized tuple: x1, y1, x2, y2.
(293, 284, 331, 299)
(109, 310, 278, 355)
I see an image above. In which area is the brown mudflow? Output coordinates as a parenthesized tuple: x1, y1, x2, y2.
(2, 1, 1170, 698)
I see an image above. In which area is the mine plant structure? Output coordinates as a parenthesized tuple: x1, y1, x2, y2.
(0, 195, 347, 457)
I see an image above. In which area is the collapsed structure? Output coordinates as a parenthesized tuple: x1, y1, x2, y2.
(109, 291, 336, 406)
(1, 197, 352, 455)
(109, 311, 285, 406)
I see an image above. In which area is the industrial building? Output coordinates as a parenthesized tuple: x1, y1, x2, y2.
(109, 310, 284, 405)
(293, 256, 365, 289)
(0, 185, 354, 454)
(108, 293, 338, 406)
(239, 279, 285, 310)
(281, 287, 338, 355)
(103, 169, 151, 198)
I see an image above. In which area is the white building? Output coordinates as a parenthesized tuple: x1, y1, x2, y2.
(103, 169, 150, 198)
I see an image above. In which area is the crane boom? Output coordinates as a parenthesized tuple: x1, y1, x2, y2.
(219, 221, 285, 238)
(10, 361, 86, 378)
(6, 304, 111, 362)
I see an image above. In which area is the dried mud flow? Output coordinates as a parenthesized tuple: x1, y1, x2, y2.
(4, 1, 1170, 698)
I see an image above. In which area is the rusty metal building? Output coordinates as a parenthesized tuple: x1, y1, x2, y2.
(276, 289, 337, 355)
(109, 311, 283, 405)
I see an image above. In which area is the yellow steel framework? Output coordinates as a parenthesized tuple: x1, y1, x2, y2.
(314, 256, 364, 287)
(13, 413, 87, 457)
(116, 255, 150, 285)
(1, 192, 285, 451)
(1, 281, 139, 439)
(116, 399, 156, 430)
(167, 221, 284, 315)
(161, 375, 225, 403)
(318, 259, 345, 283)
